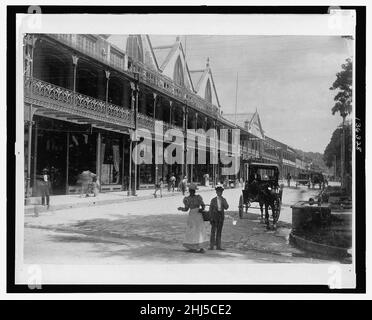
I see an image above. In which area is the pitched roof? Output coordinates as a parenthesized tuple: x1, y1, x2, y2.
(152, 43, 177, 71)
(222, 113, 255, 129)
(189, 70, 205, 91)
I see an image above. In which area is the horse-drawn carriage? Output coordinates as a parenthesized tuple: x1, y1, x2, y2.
(238, 162, 284, 229)
(295, 171, 311, 188)
(309, 171, 324, 189)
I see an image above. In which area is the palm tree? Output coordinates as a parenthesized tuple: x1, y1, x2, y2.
(330, 57, 352, 190)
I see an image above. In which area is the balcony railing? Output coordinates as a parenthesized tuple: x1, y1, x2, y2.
(24, 77, 135, 128)
(24, 77, 234, 154)
(45, 34, 221, 119)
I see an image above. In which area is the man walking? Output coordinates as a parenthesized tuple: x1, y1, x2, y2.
(287, 173, 291, 188)
(37, 168, 51, 209)
(208, 183, 229, 250)
(169, 174, 176, 192)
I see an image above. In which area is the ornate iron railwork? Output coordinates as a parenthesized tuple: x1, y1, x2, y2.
(24, 77, 135, 128)
(45, 34, 221, 119)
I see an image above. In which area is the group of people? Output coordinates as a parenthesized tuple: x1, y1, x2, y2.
(34, 168, 101, 208)
(153, 174, 189, 198)
(178, 183, 229, 253)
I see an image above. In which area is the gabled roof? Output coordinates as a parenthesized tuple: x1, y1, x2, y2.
(151, 37, 195, 92)
(222, 113, 254, 129)
(189, 60, 221, 108)
(189, 70, 205, 91)
(223, 110, 264, 139)
(144, 35, 160, 70)
(152, 43, 177, 71)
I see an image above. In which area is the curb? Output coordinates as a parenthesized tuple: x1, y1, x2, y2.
(24, 187, 215, 215)
(289, 232, 350, 259)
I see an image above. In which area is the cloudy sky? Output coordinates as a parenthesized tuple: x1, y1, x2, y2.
(148, 35, 353, 153)
(110, 35, 352, 153)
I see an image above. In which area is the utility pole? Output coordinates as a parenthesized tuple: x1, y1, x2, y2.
(133, 73, 139, 196)
(234, 72, 238, 126)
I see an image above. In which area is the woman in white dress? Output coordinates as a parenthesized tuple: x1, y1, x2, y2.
(178, 184, 209, 253)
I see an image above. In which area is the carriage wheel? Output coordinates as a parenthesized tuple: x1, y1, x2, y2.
(239, 195, 243, 218)
(273, 191, 283, 227)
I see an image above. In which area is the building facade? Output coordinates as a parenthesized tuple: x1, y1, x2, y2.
(23, 33, 312, 198)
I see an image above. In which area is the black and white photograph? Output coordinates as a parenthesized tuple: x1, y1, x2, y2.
(6, 5, 366, 295)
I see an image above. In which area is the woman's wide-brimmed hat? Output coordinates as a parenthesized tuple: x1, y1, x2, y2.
(188, 183, 198, 191)
(215, 183, 224, 190)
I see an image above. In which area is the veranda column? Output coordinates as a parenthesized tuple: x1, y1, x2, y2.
(72, 55, 79, 92)
(32, 121, 38, 196)
(65, 132, 70, 194)
(128, 81, 136, 196)
(25, 34, 37, 202)
(153, 92, 158, 184)
(121, 135, 125, 191)
(105, 70, 110, 111)
(212, 119, 217, 187)
(182, 106, 187, 179)
(132, 77, 139, 195)
(96, 132, 102, 185)
(168, 100, 173, 176)
(192, 112, 198, 183)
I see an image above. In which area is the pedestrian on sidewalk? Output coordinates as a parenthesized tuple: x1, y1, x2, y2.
(287, 173, 291, 188)
(178, 184, 208, 253)
(78, 169, 96, 197)
(169, 174, 176, 192)
(92, 176, 100, 197)
(180, 176, 187, 195)
(154, 178, 163, 198)
(37, 168, 51, 209)
(208, 183, 229, 250)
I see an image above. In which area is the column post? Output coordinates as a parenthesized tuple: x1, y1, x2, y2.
(121, 135, 126, 191)
(153, 92, 158, 184)
(25, 34, 37, 202)
(182, 105, 188, 179)
(72, 55, 79, 92)
(132, 74, 139, 195)
(96, 132, 102, 188)
(213, 119, 217, 187)
(65, 132, 70, 194)
(193, 112, 198, 183)
(105, 70, 110, 115)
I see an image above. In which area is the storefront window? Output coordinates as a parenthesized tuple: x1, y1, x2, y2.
(101, 135, 122, 185)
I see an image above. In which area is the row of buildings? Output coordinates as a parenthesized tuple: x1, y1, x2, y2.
(23, 33, 313, 196)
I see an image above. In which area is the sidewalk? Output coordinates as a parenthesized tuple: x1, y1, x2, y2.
(25, 185, 216, 215)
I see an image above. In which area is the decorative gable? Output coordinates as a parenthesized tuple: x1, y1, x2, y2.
(248, 111, 265, 139)
(158, 39, 194, 91)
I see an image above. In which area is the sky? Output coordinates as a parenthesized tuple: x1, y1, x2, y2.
(109, 35, 353, 153)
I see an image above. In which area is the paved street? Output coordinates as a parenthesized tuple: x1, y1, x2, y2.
(24, 184, 334, 264)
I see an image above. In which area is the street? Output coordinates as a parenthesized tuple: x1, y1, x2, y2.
(24, 184, 335, 264)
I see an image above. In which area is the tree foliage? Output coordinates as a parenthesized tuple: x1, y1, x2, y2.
(329, 58, 352, 119)
(323, 124, 352, 175)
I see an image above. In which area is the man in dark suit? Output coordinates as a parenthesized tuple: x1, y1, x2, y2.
(208, 184, 229, 250)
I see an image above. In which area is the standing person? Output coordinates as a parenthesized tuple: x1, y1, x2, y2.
(92, 176, 100, 197)
(287, 173, 291, 187)
(181, 176, 187, 195)
(170, 174, 176, 192)
(154, 178, 163, 198)
(178, 184, 208, 253)
(79, 169, 95, 197)
(37, 168, 51, 209)
(209, 183, 229, 250)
